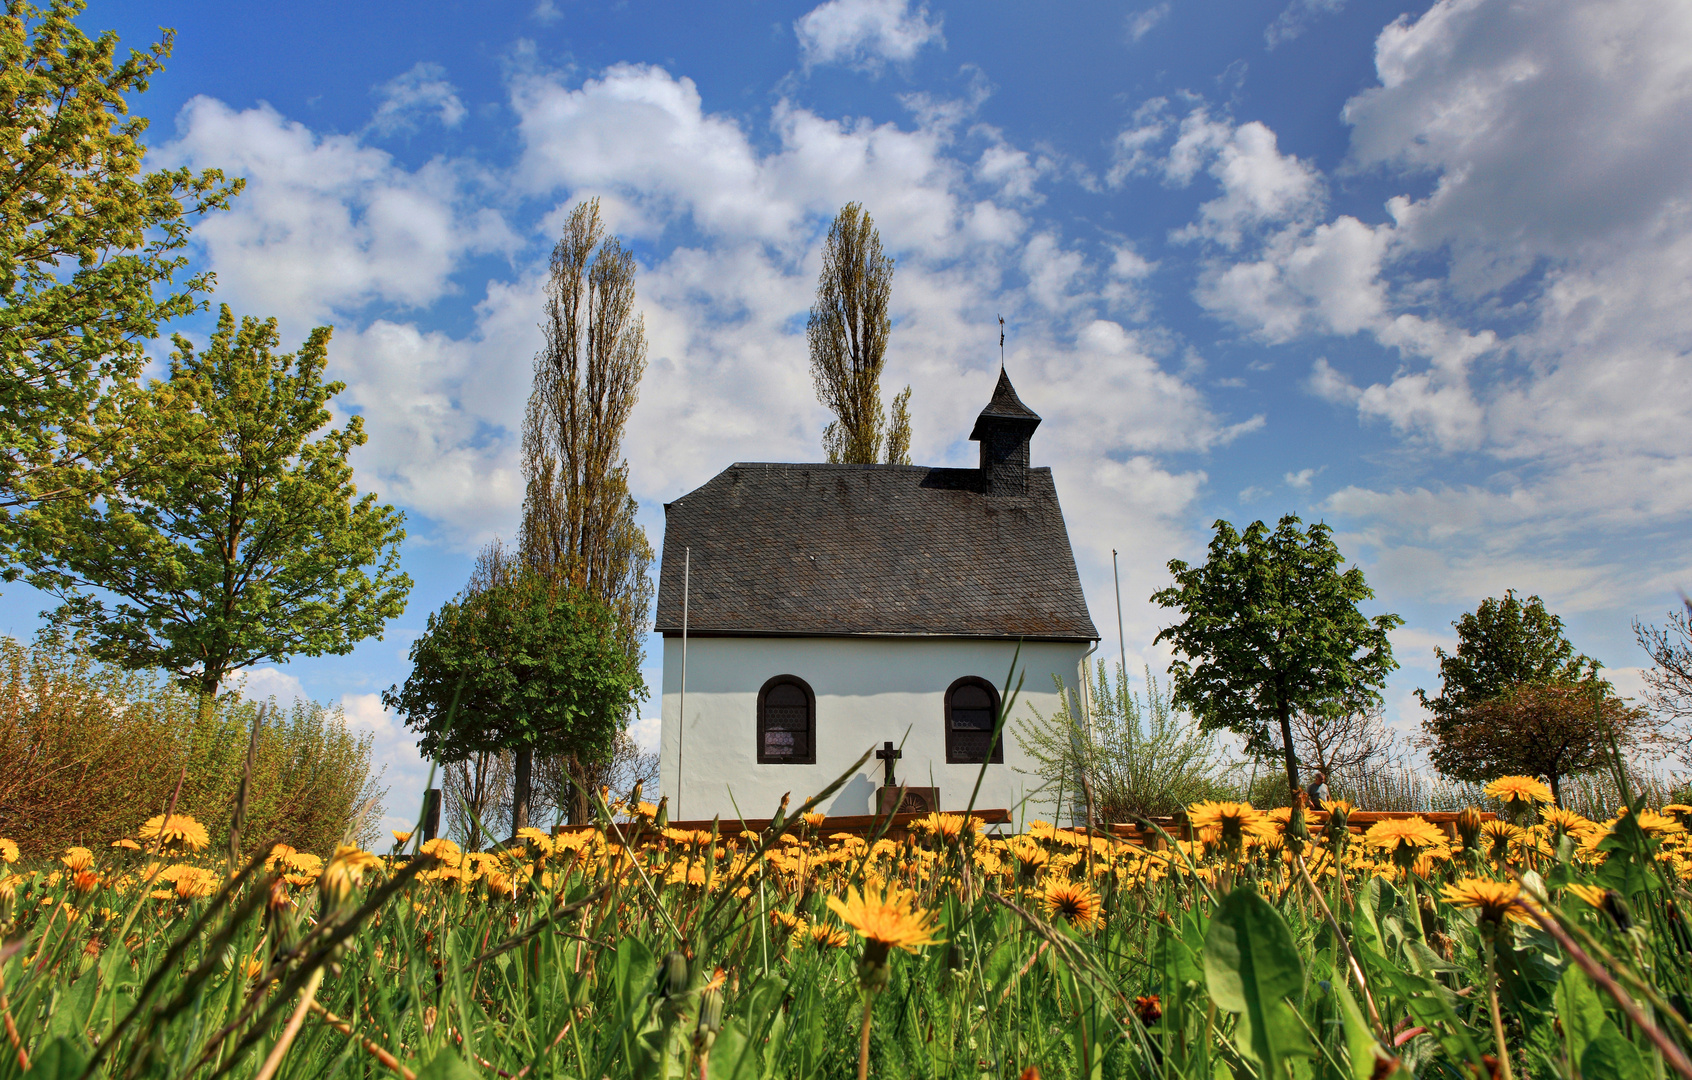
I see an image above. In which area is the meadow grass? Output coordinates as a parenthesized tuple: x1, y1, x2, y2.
(1, 770, 1690, 1080)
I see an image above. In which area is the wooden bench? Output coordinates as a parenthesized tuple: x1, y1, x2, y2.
(554, 808, 1015, 844)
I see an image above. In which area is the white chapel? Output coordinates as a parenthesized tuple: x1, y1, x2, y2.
(654, 370, 1099, 823)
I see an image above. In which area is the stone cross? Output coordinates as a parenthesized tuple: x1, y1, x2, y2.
(875, 741, 901, 789)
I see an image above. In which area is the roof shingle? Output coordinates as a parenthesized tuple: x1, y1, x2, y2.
(655, 462, 1098, 641)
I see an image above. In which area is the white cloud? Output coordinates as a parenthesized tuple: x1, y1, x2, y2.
(235, 666, 306, 702)
(160, 97, 517, 327)
(1265, 0, 1347, 48)
(629, 715, 662, 754)
(1284, 468, 1316, 488)
(1167, 114, 1324, 249)
(1126, 3, 1171, 43)
(794, 0, 944, 72)
(369, 62, 467, 134)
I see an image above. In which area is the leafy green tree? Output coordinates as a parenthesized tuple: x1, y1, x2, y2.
(1426, 681, 1645, 802)
(1, 1, 240, 558)
(1151, 515, 1401, 822)
(807, 202, 912, 465)
(384, 570, 644, 840)
(1417, 591, 1640, 797)
(520, 199, 656, 821)
(1415, 590, 1596, 722)
(21, 306, 410, 714)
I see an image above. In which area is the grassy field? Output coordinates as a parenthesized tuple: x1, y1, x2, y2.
(1, 763, 1690, 1080)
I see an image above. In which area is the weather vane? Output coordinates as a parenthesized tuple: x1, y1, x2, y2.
(997, 314, 1005, 371)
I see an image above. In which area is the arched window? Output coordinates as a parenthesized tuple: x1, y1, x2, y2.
(945, 677, 1003, 764)
(758, 675, 815, 764)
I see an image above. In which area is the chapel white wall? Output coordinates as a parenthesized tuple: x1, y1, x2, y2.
(658, 636, 1091, 825)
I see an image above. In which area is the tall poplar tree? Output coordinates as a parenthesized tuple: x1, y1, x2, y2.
(23, 306, 411, 716)
(808, 202, 912, 465)
(519, 197, 654, 823)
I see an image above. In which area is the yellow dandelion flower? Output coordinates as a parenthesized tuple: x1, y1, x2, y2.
(111, 838, 142, 851)
(770, 909, 805, 932)
(322, 845, 382, 900)
(1623, 809, 1685, 838)
(61, 846, 95, 872)
(1442, 877, 1532, 924)
(138, 813, 210, 851)
(1007, 836, 1050, 873)
(0, 838, 17, 863)
(174, 867, 218, 900)
(1484, 776, 1554, 805)
(827, 884, 940, 954)
(1188, 801, 1274, 848)
(801, 811, 828, 829)
(1541, 807, 1589, 835)
(71, 869, 100, 895)
(1363, 816, 1446, 850)
(1565, 882, 1607, 907)
(792, 922, 851, 950)
(1042, 879, 1103, 930)
(516, 826, 555, 855)
(391, 829, 414, 846)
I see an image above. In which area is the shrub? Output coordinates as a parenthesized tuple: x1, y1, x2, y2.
(0, 633, 383, 856)
(1015, 661, 1239, 823)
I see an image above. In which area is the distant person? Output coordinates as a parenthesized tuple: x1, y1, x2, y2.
(1306, 770, 1330, 809)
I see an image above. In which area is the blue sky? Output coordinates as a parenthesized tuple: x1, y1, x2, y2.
(6, 0, 1690, 825)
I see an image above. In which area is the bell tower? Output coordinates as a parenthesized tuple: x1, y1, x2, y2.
(968, 368, 1041, 496)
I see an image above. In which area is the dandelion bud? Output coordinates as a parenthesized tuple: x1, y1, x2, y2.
(655, 796, 669, 830)
(72, 869, 99, 895)
(629, 781, 643, 811)
(659, 950, 689, 997)
(858, 938, 892, 993)
(1456, 807, 1484, 851)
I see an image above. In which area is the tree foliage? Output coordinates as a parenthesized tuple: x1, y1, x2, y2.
(21, 307, 411, 702)
(519, 198, 655, 824)
(0, 631, 383, 857)
(1418, 592, 1650, 796)
(1424, 680, 1646, 801)
(0, 1, 240, 550)
(1151, 515, 1401, 811)
(384, 570, 644, 839)
(1415, 590, 1595, 723)
(807, 202, 912, 465)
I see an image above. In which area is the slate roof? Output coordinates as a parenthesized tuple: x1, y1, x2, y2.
(654, 463, 1098, 641)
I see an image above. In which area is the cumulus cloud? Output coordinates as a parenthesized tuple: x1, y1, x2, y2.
(160, 97, 516, 326)
(369, 62, 467, 134)
(794, 0, 944, 72)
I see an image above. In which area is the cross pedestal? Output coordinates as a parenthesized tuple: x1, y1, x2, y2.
(874, 740, 939, 815)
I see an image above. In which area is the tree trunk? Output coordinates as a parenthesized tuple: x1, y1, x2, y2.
(566, 753, 591, 825)
(1276, 687, 1306, 841)
(512, 743, 532, 839)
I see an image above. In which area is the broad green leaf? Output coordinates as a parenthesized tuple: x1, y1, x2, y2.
(1582, 1023, 1649, 1080)
(1333, 982, 1384, 1080)
(707, 1020, 757, 1080)
(1204, 886, 1313, 1075)
(1557, 963, 1606, 1065)
(25, 1037, 88, 1079)
(415, 1049, 479, 1080)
